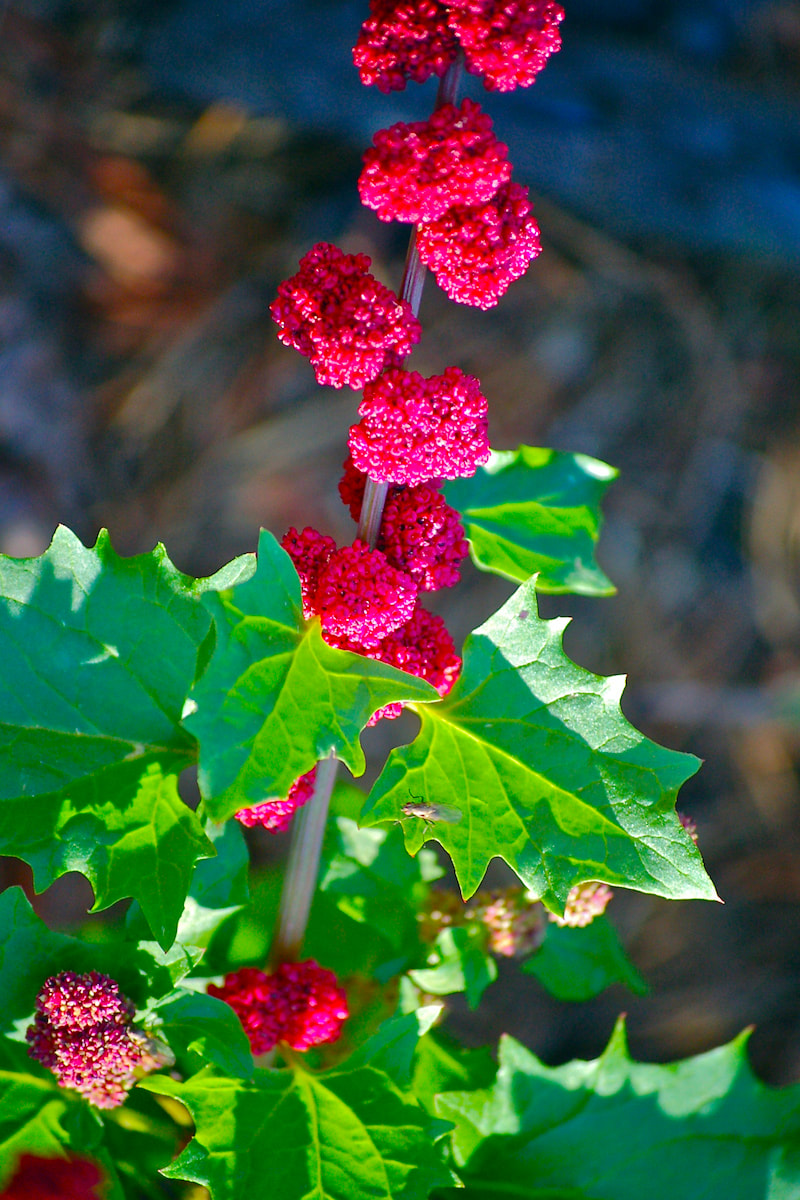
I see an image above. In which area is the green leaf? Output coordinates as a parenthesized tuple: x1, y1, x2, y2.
(410, 1032, 496, 1115)
(409, 928, 497, 1011)
(435, 1020, 800, 1200)
(347, 1006, 442, 1088)
(187, 530, 438, 821)
(444, 446, 617, 594)
(141, 1061, 451, 1200)
(361, 579, 716, 912)
(0, 527, 250, 947)
(0, 1064, 104, 1187)
(149, 990, 253, 1079)
(523, 916, 647, 1001)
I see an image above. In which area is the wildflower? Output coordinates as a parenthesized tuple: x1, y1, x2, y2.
(348, 366, 489, 486)
(353, 0, 457, 92)
(26, 972, 158, 1109)
(315, 541, 418, 647)
(270, 243, 421, 388)
(417, 181, 541, 308)
(359, 99, 510, 224)
(379, 484, 468, 590)
(281, 526, 337, 618)
(208, 960, 348, 1054)
(470, 887, 545, 957)
(679, 812, 699, 844)
(0, 1154, 104, 1200)
(447, 0, 564, 92)
(549, 881, 613, 928)
(234, 767, 318, 833)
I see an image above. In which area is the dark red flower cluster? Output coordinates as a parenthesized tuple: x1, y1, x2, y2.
(26, 972, 157, 1109)
(270, 243, 421, 388)
(0, 1154, 104, 1200)
(348, 366, 489, 485)
(235, 766, 318, 833)
(417, 181, 541, 308)
(208, 960, 348, 1054)
(354, 0, 563, 94)
(359, 99, 510, 224)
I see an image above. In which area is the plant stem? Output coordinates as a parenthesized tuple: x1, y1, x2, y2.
(269, 752, 338, 965)
(270, 54, 466, 967)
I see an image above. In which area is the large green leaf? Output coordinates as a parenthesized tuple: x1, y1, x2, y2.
(187, 530, 437, 821)
(523, 916, 647, 1001)
(141, 1061, 451, 1200)
(444, 446, 616, 594)
(0, 527, 251, 946)
(148, 990, 253, 1079)
(0, 1063, 106, 1188)
(435, 1021, 800, 1199)
(361, 579, 716, 912)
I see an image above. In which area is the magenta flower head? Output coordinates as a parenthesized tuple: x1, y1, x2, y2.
(549, 882, 614, 928)
(208, 960, 349, 1055)
(315, 541, 418, 647)
(353, 0, 457, 92)
(348, 365, 489, 485)
(359, 98, 511, 224)
(417, 181, 541, 308)
(0, 1153, 105, 1200)
(270, 243, 421, 388)
(26, 971, 161, 1109)
(281, 526, 337, 618)
(448, 0, 564, 92)
(235, 766, 317, 833)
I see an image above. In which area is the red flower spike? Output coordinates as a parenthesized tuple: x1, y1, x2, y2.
(358, 98, 511, 224)
(380, 483, 468, 591)
(417, 181, 542, 309)
(270, 243, 421, 389)
(281, 526, 337, 619)
(0, 1153, 105, 1200)
(549, 882, 614, 928)
(447, 0, 564, 92)
(353, 0, 457, 92)
(235, 767, 318, 833)
(26, 972, 156, 1109)
(208, 960, 348, 1055)
(348, 366, 490, 486)
(315, 541, 418, 647)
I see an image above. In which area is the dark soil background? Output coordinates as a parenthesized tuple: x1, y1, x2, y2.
(2, 0, 800, 1085)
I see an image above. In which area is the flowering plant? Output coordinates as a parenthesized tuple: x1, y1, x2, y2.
(0, 4, 799, 1199)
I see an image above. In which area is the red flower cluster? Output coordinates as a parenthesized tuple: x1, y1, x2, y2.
(354, 0, 563, 93)
(359, 99, 510, 224)
(549, 882, 614, 929)
(417, 181, 541, 308)
(26, 972, 158, 1109)
(0, 1154, 104, 1200)
(270, 243, 421, 388)
(348, 366, 489, 485)
(208, 960, 348, 1054)
(235, 766, 318, 833)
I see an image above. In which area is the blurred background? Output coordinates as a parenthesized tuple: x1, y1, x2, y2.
(2, 0, 800, 1083)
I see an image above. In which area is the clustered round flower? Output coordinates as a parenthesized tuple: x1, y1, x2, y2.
(270, 243, 421, 388)
(208, 960, 348, 1054)
(26, 972, 155, 1109)
(349, 366, 489, 485)
(471, 887, 545, 957)
(353, 0, 457, 92)
(0, 1154, 104, 1200)
(235, 766, 318, 833)
(359, 99, 510, 224)
(354, 0, 563, 94)
(282, 526, 337, 618)
(417, 181, 541, 308)
(679, 811, 699, 844)
(448, 0, 564, 92)
(549, 881, 614, 929)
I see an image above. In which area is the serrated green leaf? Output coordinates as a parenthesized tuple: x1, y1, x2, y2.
(435, 1020, 800, 1200)
(444, 446, 617, 594)
(523, 916, 647, 1001)
(149, 990, 253, 1079)
(141, 1061, 451, 1200)
(0, 888, 192, 1035)
(361, 579, 716, 912)
(411, 1031, 496, 1115)
(347, 1006, 442, 1088)
(409, 927, 497, 1011)
(0, 528, 251, 946)
(187, 530, 437, 821)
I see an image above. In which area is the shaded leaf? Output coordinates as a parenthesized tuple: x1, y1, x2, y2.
(523, 916, 647, 1001)
(0, 1064, 105, 1187)
(361, 580, 716, 912)
(409, 928, 496, 1011)
(187, 531, 438, 821)
(149, 990, 253, 1079)
(141, 1061, 451, 1200)
(347, 1006, 442, 1088)
(444, 446, 616, 594)
(436, 1020, 800, 1200)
